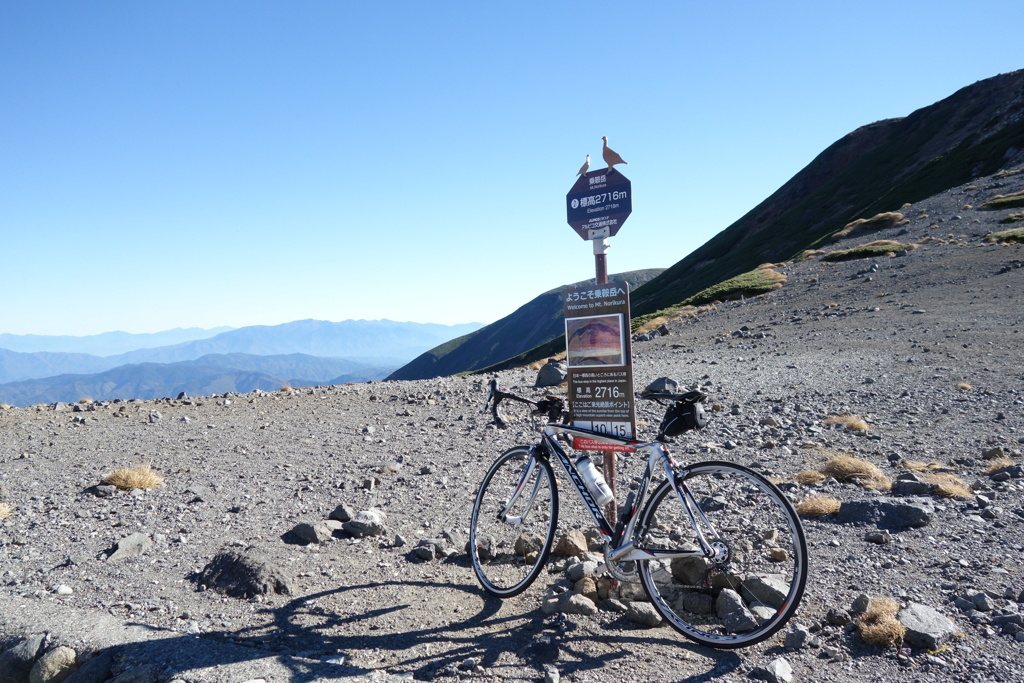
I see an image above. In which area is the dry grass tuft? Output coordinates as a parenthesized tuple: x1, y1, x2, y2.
(0, 403, 12, 410)
(796, 470, 827, 485)
(983, 457, 1015, 474)
(924, 473, 973, 499)
(832, 212, 907, 242)
(856, 597, 905, 648)
(957, 383, 973, 391)
(824, 414, 869, 431)
(820, 455, 891, 490)
(79, 398, 93, 405)
(903, 460, 942, 472)
(796, 496, 841, 518)
(0, 503, 13, 519)
(102, 465, 164, 490)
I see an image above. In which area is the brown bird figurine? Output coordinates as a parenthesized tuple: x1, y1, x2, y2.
(601, 136, 627, 173)
(576, 154, 590, 178)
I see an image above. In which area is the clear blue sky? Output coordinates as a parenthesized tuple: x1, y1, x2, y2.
(2, 1, 1021, 336)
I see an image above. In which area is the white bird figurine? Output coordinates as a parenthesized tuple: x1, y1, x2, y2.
(601, 136, 627, 173)
(577, 154, 590, 178)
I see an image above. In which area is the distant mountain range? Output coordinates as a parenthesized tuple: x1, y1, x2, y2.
(0, 353, 388, 406)
(0, 327, 233, 356)
(0, 319, 481, 406)
(387, 270, 664, 381)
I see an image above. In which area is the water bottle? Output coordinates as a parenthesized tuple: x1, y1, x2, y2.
(576, 456, 614, 506)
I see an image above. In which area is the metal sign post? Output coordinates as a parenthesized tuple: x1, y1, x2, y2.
(565, 164, 634, 523)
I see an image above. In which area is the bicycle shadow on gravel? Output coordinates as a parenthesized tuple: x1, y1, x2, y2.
(97, 576, 740, 682)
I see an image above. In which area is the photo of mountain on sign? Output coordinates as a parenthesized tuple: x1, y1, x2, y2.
(565, 314, 625, 367)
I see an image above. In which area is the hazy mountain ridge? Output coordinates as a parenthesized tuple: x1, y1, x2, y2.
(0, 327, 233, 356)
(0, 353, 390, 405)
(0, 320, 481, 405)
(387, 269, 665, 381)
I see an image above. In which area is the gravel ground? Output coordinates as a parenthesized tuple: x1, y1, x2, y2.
(1, 170, 1023, 682)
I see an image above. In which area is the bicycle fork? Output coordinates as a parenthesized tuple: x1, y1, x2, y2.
(496, 446, 544, 525)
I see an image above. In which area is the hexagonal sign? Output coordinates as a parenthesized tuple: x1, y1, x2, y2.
(566, 169, 632, 240)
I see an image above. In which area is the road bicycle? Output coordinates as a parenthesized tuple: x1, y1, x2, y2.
(469, 379, 807, 649)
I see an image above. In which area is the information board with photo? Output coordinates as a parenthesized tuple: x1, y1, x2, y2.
(563, 281, 636, 442)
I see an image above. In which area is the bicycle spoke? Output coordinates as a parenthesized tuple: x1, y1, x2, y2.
(637, 462, 807, 648)
(470, 447, 558, 597)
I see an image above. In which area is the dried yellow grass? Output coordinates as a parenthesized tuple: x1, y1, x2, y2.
(824, 414, 870, 431)
(820, 455, 892, 490)
(0, 403, 12, 410)
(796, 496, 841, 517)
(957, 383, 972, 391)
(102, 465, 164, 490)
(796, 470, 827, 485)
(983, 457, 1015, 474)
(832, 212, 908, 242)
(924, 473, 973, 499)
(857, 597, 905, 648)
(903, 460, 943, 472)
(0, 503, 13, 519)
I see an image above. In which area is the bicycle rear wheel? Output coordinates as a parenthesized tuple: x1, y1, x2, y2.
(636, 461, 807, 648)
(470, 446, 559, 597)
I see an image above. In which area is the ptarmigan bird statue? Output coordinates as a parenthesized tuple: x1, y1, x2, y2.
(601, 136, 627, 173)
(576, 154, 590, 178)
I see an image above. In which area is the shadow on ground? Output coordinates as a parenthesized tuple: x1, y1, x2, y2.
(74, 577, 741, 681)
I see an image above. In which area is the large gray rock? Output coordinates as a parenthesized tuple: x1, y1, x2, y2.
(625, 601, 663, 627)
(0, 634, 46, 683)
(535, 359, 567, 388)
(191, 549, 293, 598)
(290, 521, 332, 544)
(29, 646, 78, 683)
(106, 533, 152, 562)
(898, 602, 958, 649)
(741, 574, 790, 609)
(644, 377, 678, 394)
(836, 497, 935, 529)
(63, 649, 116, 683)
(752, 657, 794, 683)
(343, 509, 387, 538)
(541, 592, 598, 616)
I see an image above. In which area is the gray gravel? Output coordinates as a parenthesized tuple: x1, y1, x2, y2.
(1, 170, 1023, 681)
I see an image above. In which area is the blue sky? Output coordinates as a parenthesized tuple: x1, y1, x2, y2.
(2, 1, 1021, 336)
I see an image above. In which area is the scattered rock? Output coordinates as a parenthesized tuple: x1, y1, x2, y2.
(190, 549, 293, 599)
(898, 602, 958, 650)
(106, 533, 153, 562)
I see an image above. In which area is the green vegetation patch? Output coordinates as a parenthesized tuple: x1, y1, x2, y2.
(979, 190, 1024, 210)
(631, 267, 786, 331)
(822, 240, 910, 262)
(985, 227, 1024, 244)
(999, 212, 1024, 224)
(831, 212, 908, 242)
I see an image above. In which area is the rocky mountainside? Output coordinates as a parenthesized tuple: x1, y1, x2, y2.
(630, 69, 1024, 317)
(387, 269, 664, 382)
(0, 168, 1021, 681)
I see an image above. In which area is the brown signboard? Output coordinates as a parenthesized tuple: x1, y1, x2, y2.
(563, 281, 636, 441)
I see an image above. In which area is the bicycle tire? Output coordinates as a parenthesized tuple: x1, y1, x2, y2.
(636, 461, 807, 648)
(470, 446, 559, 597)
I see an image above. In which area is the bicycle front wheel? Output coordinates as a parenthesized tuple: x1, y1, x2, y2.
(470, 446, 559, 597)
(637, 461, 807, 648)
